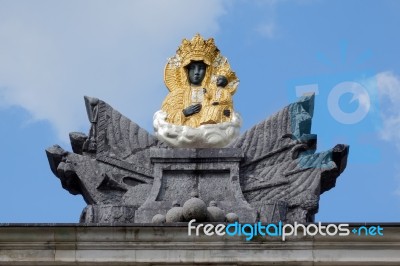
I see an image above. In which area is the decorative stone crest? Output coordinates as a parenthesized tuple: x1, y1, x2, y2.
(46, 35, 349, 225)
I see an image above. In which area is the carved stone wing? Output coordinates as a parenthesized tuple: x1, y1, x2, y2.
(46, 96, 168, 211)
(229, 93, 349, 222)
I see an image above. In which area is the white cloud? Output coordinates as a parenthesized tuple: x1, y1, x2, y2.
(351, 83, 371, 113)
(0, 0, 227, 142)
(253, 0, 319, 39)
(377, 72, 400, 103)
(357, 71, 400, 197)
(253, 0, 278, 39)
(255, 21, 276, 39)
(375, 71, 400, 150)
(355, 71, 400, 149)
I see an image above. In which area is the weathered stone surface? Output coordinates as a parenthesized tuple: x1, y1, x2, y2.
(152, 214, 166, 224)
(46, 93, 348, 224)
(229, 93, 349, 223)
(80, 205, 136, 223)
(207, 202, 225, 222)
(225, 212, 239, 223)
(1, 224, 399, 265)
(165, 205, 184, 223)
(69, 132, 87, 155)
(135, 147, 257, 223)
(46, 96, 165, 223)
(182, 197, 207, 222)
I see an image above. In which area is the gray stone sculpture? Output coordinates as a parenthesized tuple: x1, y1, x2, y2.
(46, 93, 349, 224)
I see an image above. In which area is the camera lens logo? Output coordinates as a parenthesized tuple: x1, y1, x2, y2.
(327, 81, 370, 125)
(287, 42, 381, 165)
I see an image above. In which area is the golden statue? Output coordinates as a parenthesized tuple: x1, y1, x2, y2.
(153, 34, 241, 148)
(161, 34, 239, 128)
(200, 63, 238, 125)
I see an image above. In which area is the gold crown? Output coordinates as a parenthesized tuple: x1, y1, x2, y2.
(215, 63, 237, 83)
(177, 34, 220, 66)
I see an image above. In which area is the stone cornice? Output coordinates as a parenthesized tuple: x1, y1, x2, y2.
(0, 224, 400, 265)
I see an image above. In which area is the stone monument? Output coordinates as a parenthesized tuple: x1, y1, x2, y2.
(46, 34, 349, 224)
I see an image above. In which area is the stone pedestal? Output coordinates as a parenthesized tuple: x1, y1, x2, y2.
(135, 148, 257, 223)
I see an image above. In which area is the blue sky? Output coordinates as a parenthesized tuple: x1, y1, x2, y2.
(1, 0, 400, 223)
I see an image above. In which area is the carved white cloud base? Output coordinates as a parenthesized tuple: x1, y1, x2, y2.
(153, 110, 242, 148)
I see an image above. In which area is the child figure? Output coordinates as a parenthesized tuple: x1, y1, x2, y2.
(200, 75, 233, 125)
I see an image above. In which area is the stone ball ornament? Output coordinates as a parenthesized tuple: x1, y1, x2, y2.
(152, 214, 166, 224)
(225, 212, 239, 223)
(206, 201, 225, 222)
(182, 196, 207, 222)
(165, 202, 184, 223)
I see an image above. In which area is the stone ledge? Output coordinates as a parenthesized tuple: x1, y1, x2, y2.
(149, 148, 243, 163)
(0, 224, 400, 265)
